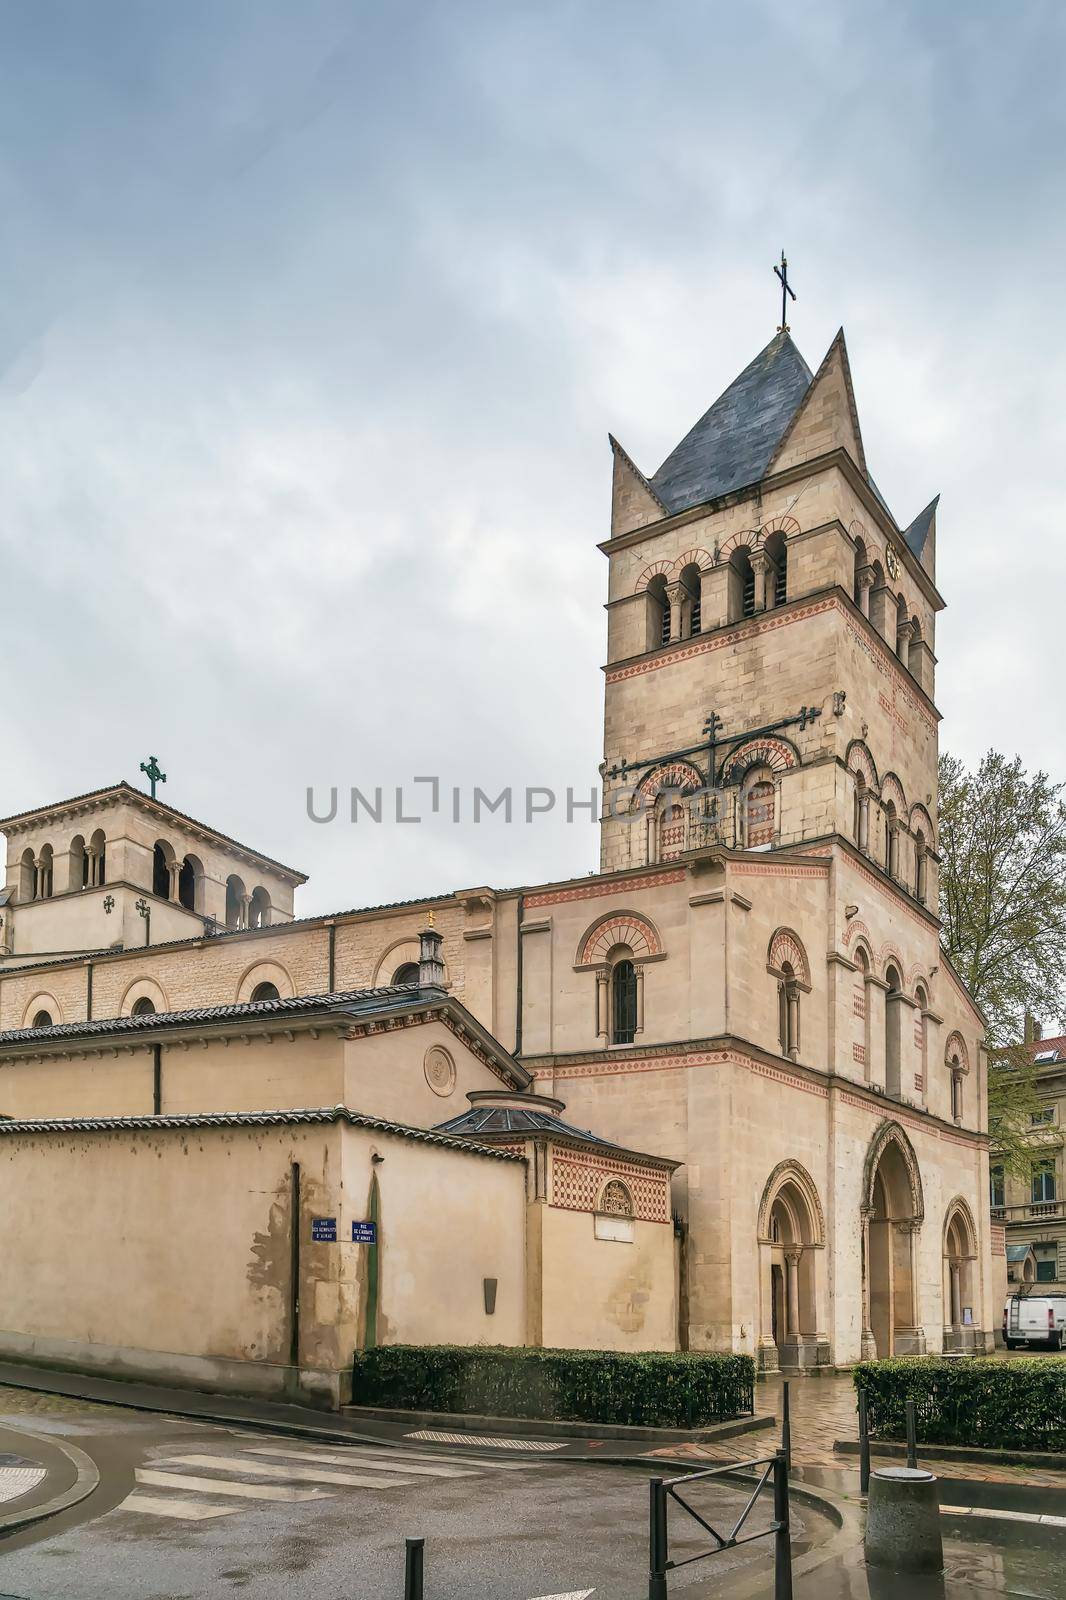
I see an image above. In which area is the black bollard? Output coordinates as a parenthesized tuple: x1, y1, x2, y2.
(858, 1388, 871, 1495)
(782, 1379, 792, 1470)
(404, 1537, 424, 1600)
(905, 1399, 918, 1470)
(648, 1477, 669, 1600)
(773, 1449, 793, 1600)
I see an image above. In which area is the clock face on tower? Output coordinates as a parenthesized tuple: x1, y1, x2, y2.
(886, 545, 899, 580)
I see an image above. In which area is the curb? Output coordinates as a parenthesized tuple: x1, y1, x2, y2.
(0, 1365, 770, 1462)
(0, 1425, 100, 1537)
(344, 1403, 774, 1445)
(835, 1436, 1066, 1471)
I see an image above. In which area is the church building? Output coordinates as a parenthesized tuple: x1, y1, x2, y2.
(0, 319, 992, 1405)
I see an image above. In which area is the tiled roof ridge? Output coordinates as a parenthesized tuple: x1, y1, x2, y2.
(0, 1104, 524, 1160)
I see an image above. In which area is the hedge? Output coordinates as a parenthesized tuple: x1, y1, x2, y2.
(352, 1345, 755, 1428)
(855, 1358, 1066, 1453)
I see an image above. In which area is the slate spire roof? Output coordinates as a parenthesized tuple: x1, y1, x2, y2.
(649, 331, 814, 515)
(903, 495, 939, 560)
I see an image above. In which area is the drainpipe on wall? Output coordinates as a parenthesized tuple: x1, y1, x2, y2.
(289, 1162, 301, 1370)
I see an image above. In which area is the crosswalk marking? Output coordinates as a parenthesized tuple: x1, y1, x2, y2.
(245, 1446, 480, 1479)
(529, 1591, 596, 1599)
(164, 1454, 413, 1490)
(0, 1464, 47, 1506)
(135, 1469, 330, 1502)
(122, 1492, 239, 1521)
(405, 1429, 566, 1452)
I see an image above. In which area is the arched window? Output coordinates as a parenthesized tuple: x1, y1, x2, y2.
(914, 830, 927, 903)
(250, 981, 281, 1003)
(853, 776, 870, 852)
(885, 964, 904, 1099)
(950, 1054, 964, 1122)
(89, 828, 107, 887)
(915, 983, 929, 1097)
(178, 855, 203, 912)
(658, 801, 686, 862)
(36, 845, 54, 899)
(908, 615, 923, 678)
(152, 841, 173, 900)
(883, 802, 898, 878)
(31, 1009, 53, 1029)
(764, 532, 787, 609)
(225, 874, 247, 930)
(249, 886, 271, 929)
(855, 946, 872, 1081)
(853, 537, 868, 608)
(679, 563, 702, 637)
(131, 996, 156, 1017)
(778, 961, 800, 1057)
(729, 547, 756, 621)
(647, 575, 670, 650)
(743, 770, 775, 849)
(19, 848, 36, 901)
(611, 957, 638, 1045)
(868, 560, 889, 640)
(895, 594, 910, 661)
(599, 1179, 634, 1217)
(69, 835, 88, 890)
(392, 962, 419, 985)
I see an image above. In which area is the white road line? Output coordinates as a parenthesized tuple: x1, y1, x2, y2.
(405, 1430, 566, 1452)
(121, 1492, 239, 1521)
(244, 1446, 479, 1479)
(163, 1454, 412, 1490)
(940, 1503, 1064, 1526)
(529, 1590, 596, 1599)
(136, 1469, 331, 1502)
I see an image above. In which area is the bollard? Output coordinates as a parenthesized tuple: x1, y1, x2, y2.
(404, 1537, 424, 1600)
(864, 1467, 943, 1574)
(781, 1379, 792, 1471)
(773, 1449, 793, 1600)
(858, 1388, 871, 1496)
(905, 1399, 917, 1470)
(648, 1477, 669, 1600)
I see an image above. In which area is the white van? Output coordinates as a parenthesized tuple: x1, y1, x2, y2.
(1003, 1292, 1066, 1350)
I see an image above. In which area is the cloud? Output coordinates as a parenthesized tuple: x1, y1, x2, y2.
(0, 0, 1063, 911)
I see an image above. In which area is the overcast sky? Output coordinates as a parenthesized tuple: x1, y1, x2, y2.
(2, 1, 1063, 913)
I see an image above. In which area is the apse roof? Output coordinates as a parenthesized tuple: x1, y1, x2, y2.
(649, 331, 813, 515)
(435, 1102, 615, 1145)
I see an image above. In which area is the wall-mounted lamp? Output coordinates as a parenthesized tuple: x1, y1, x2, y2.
(371, 1152, 385, 1165)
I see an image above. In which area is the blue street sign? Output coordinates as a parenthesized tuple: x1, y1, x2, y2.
(351, 1221, 377, 1244)
(311, 1217, 337, 1242)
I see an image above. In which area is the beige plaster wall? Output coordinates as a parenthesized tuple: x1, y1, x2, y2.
(537, 1203, 676, 1350)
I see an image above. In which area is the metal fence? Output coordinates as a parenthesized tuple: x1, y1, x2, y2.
(648, 1450, 792, 1600)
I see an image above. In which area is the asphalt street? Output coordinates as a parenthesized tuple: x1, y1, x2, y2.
(0, 1399, 816, 1599)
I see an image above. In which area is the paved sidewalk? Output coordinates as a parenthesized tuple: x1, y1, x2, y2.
(655, 1372, 1066, 1492)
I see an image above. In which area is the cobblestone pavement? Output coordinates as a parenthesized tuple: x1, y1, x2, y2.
(652, 1371, 1066, 1490)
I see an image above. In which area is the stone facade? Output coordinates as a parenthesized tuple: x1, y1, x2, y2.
(0, 324, 991, 1371)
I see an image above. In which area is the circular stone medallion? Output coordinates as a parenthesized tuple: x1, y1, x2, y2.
(424, 1045, 456, 1098)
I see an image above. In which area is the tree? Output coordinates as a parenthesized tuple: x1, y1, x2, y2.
(938, 750, 1066, 1175)
(939, 751, 1066, 1043)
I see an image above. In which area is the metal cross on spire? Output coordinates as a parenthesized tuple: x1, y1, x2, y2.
(774, 251, 796, 333)
(139, 754, 167, 800)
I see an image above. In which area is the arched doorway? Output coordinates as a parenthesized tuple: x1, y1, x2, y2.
(943, 1200, 979, 1351)
(756, 1161, 829, 1370)
(862, 1122, 926, 1359)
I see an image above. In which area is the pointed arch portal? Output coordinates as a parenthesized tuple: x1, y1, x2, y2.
(861, 1121, 927, 1359)
(755, 1160, 830, 1371)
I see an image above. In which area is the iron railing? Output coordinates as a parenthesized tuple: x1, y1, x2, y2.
(648, 1450, 791, 1600)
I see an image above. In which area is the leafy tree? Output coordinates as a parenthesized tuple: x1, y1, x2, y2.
(938, 750, 1066, 1174)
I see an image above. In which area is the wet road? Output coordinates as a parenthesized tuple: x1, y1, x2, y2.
(0, 1398, 820, 1599)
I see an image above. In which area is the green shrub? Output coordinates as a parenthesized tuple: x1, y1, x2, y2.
(353, 1345, 755, 1427)
(856, 1357, 1066, 1452)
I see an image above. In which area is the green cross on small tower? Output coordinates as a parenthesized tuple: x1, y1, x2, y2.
(139, 755, 167, 800)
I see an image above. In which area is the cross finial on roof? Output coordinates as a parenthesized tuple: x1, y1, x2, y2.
(139, 755, 166, 800)
(774, 251, 796, 333)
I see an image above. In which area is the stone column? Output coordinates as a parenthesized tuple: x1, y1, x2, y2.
(858, 795, 870, 853)
(860, 1205, 877, 1359)
(239, 893, 252, 930)
(757, 1241, 778, 1370)
(856, 565, 874, 618)
(666, 583, 686, 642)
(167, 860, 182, 901)
(950, 1261, 961, 1327)
(595, 969, 609, 1041)
(752, 552, 773, 612)
(781, 1248, 797, 1337)
(634, 964, 645, 1036)
(896, 616, 915, 664)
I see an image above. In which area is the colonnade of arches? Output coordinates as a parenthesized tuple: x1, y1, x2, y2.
(755, 1126, 984, 1370)
(19, 829, 107, 900)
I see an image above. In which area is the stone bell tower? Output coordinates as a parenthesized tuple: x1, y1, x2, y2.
(596, 327, 943, 896)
